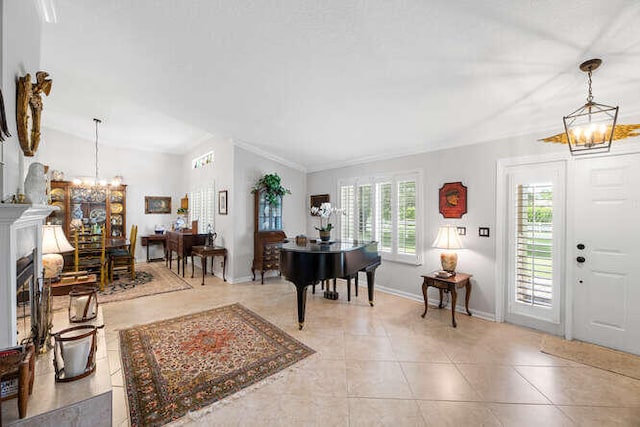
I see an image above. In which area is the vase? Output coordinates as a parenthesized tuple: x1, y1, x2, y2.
(319, 230, 331, 242)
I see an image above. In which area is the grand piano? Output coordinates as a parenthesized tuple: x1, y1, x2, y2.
(279, 240, 381, 329)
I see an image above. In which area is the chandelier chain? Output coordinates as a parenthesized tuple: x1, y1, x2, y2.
(586, 69, 593, 103)
(94, 118, 100, 182)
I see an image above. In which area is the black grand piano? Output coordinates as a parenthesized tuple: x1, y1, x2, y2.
(279, 240, 381, 329)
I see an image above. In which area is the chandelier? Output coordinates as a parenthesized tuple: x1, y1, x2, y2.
(72, 118, 106, 191)
(563, 58, 618, 155)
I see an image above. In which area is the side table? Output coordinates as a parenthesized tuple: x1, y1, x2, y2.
(191, 245, 227, 285)
(140, 234, 167, 263)
(420, 272, 472, 327)
(51, 273, 98, 296)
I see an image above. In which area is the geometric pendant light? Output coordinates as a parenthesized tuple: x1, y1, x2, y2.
(563, 58, 618, 155)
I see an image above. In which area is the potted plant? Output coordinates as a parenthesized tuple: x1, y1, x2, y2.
(310, 202, 343, 241)
(251, 173, 291, 207)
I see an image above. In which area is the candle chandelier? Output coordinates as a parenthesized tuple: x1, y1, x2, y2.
(563, 58, 618, 155)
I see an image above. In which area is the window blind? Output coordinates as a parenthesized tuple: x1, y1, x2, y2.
(515, 183, 553, 307)
(357, 184, 373, 241)
(397, 180, 416, 255)
(340, 185, 355, 241)
(376, 182, 392, 252)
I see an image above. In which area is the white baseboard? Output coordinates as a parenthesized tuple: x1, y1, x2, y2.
(228, 275, 253, 284)
(361, 282, 496, 322)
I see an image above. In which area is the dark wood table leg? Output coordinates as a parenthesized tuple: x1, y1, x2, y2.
(465, 280, 472, 316)
(146, 245, 150, 263)
(201, 256, 206, 286)
(222, 253, 227, 281)
(355, 274, 358, 297)
(347, 277, 351, 302)
(451, 288, 458, 328)
(438, 288, 444, 308)
(191, 254, 195, 278)
(295, 283, 308, 329)
(421, 280, 429, 318)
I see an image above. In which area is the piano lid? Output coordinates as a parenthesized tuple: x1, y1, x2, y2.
(279, 240, 378, 254)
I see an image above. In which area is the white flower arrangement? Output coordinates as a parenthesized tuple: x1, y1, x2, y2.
(310, 202, 343, 232)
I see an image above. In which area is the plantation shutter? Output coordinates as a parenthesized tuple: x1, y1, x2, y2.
(190, 183, 215, 233)
(515, 183, 553, 308)
(357, 184, 373, 241)
(397, 180, 416, 255)
(340, 185, 355, 241)
(375, 182, 392, 252)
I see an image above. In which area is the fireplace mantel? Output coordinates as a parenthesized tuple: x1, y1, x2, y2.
(0, 203, 54, 347)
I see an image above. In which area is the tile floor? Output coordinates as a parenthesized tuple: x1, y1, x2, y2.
(104, 267, 640, 426)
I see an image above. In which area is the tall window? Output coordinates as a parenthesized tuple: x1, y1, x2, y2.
(190, 183, 215, 233)
(339, 173, 421, 264)
(515, 183, 553, 308)
(506, 162, 564, 325)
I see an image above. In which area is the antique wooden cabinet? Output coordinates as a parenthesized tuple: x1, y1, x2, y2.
(251, 188, 286, 284)
(48, 180, 127, 239)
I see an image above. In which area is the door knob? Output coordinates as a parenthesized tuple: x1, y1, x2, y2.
(577, 243, 585, 250)
(576, 256, 586, 263)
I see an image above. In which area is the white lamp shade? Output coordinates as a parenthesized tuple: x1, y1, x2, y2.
(432, 225, 463, 249)
(42, 225, 74, 254)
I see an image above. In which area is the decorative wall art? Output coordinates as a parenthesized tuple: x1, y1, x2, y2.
(145, 196, 171, 214)
(218, 190, 228, 215)
(17, 71, 52, 156)
(439, 182, 467, 218)
(0, 89, 11, 141)
(309, 194, 330, 216)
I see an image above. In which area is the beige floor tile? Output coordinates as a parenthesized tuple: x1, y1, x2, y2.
(401, 362, 480, 401)
(258, 357, 347, 397)
(389, 334, 450, 363)
(488, 403, 574, 427)
(516, 366, 640, 407)
(349, 398, 425, 426)
(417, 401, 501, 427)
(345, 334, 396, 360)
(112, 385, 129, 426)
(346, 360, 413, 399)
(457, 364, 551, 404)
(558, 405, 640, 426)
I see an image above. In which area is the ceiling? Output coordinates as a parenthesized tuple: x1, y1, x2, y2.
(40, 0, 640, 171)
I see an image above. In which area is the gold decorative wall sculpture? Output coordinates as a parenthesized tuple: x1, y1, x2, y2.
(540, 124, 640, 144)
(17, 71, 52, 156)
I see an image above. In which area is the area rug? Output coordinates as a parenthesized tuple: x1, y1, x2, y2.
(541, 335, 640, 380)
(18, 263, 193, 318)
(120, 303, 315, 426)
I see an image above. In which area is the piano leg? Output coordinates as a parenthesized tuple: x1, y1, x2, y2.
(366, 268, 376, 306)
(347, 277, 351, 302)
(295, 284, 308, 329)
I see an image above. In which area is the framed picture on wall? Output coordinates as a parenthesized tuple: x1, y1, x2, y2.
(438, 182, 467, 218)
(218, 190, 228, 215)
(145, 196, 171, 214)
(310, 194, 330, 215)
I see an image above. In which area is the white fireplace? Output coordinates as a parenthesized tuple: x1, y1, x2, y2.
(0, 204, 54, 348)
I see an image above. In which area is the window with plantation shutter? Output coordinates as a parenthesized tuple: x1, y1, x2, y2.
(376, 182, 392, 252)
(340, 185, 355, 241)
(505, 161, 564, 326)
(189, 183, 215, 233)
(338, 172, 421, 264)
(515, 183, 553, 308)
(397, 180, 416, 255)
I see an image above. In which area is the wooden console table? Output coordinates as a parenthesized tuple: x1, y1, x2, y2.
(51, 273, 98, 296)
(420, 272, 472, 327)
(191, 245, 227, 285)
(140, 234, 167, 263)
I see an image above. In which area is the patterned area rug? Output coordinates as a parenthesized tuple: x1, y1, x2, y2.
(120, 303, 315, 426)
(541, 335, 640, 380)
(17, 263, 193, 318)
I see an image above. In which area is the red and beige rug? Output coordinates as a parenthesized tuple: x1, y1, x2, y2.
(120, 303, 315, 426)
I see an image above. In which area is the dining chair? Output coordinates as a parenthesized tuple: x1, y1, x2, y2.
(73, 226, 108, 290)
(109, 225, 138, 281)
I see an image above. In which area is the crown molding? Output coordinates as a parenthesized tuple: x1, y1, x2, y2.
(233, 139, 306, 173)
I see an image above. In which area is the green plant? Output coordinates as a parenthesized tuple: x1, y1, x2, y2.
(251, 173, 291, 206)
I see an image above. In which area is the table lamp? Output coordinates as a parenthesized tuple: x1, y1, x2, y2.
(42, 224, 75, 280)
(432, 225, 463, 273)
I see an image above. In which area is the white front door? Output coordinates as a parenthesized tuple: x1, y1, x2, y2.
(572, 153, 640, 355)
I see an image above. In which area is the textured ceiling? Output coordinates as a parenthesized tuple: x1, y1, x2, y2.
(40, 0, 640, 171)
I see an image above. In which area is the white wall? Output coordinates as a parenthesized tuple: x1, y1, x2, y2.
(33, 127, 184, 261)
(1, 0, 42, 200)
(233, 146, 306, 282)
(307, 132, 571, 319)
(183, 135, 234, 278)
